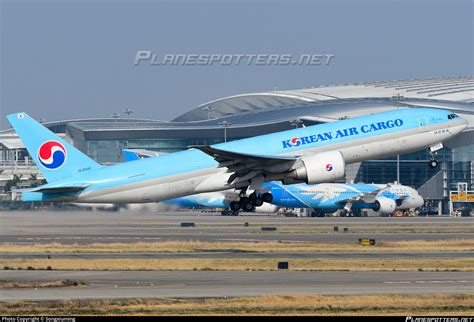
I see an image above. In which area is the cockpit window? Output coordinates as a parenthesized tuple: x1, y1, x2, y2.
(447, 113, 458, 119)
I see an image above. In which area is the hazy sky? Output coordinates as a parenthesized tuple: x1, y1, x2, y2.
(1, 0, 472, 128)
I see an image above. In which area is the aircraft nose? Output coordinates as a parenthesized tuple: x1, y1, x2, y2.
(450, 116, 468, 135)
(414, 195, 425, 208)
(458, 115, 468, 129)
(461, 117, 468, 129)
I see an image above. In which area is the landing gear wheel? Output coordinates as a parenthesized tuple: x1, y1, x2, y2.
(248, 192, 264, 207)
(253, 197, 264, 207)
(240, 197, 254, 212)
(248, 192, 257, 202)
(311, 209, 324, 217)
(428, 160, 438, 169)
(340, 210, 349, 217)
(261, 192, 273, 203)
(230, 201, 241, 211)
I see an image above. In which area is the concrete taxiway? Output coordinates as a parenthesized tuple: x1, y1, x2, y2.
(1, 270, 472, 301)
(1, 211, 473, 244)
(1, 210, 472, 302)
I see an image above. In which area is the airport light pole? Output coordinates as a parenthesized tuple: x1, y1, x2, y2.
(397, 155, 400, 184)
(392, 93, 404, 109)
(123, 108, 134, 116)
(111, 113, 120, 122)
(202, 106, 215, 120)
(290, 119, 303, 129)
(218, 120, 231, 143)
(392, 94, 404, 184)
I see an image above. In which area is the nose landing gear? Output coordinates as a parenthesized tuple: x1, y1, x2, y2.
(428, 159, 439, 169)
(428, 151, 439, 169)
(428, 144, 442, 169)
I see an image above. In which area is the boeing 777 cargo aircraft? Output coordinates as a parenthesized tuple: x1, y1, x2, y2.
(7, 108, 467, 209)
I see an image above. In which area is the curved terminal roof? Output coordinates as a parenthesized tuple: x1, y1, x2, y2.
(174, 76, 474, 122)
(1, 76, 472, 147)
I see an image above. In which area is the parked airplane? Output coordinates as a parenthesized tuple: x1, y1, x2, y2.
(266, 181, 424, 217)
(8, 108, 466, 210)
(122, 150, 416, 216)
(160, 190, 278, 215)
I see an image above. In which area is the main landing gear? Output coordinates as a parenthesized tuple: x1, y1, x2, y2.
(229, 191, 273, 212)
(221, 209, 239, 216)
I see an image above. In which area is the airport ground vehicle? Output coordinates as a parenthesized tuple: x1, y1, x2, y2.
(418, 206, 439, 216)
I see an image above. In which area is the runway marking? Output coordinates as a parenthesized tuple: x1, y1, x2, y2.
(384, 280, 472, 284)
(18, 237, 163, 241)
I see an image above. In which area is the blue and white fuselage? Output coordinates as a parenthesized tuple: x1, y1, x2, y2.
(163, 181, 423, 216)
(7, 108, 467, 204)
(267, 182, 424, 214)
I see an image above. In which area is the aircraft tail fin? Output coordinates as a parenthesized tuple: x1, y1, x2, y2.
(6, 112, 103, 183)
(122, 149, 142, 161)
(122, 148, 165, 161)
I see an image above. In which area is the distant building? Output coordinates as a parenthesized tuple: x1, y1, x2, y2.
(1, 76, 473, 213)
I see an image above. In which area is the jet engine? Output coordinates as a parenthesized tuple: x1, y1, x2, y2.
(291, 151, 345, 184)
(372, 197, 396, 214)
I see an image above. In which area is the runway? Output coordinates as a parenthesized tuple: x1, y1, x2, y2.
(1, 211, 473, 244)
(1, 210, 473, 303)
(1, 270, 472, 301)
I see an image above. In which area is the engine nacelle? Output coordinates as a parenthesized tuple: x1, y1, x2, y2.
(372, 197, 396, 214)
(255, 203, 279, 213)
(291, 151, 345, 184)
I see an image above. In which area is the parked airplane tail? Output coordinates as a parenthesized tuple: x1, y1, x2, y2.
(122, 149, 142, 161)
(6, 112, 102, 183)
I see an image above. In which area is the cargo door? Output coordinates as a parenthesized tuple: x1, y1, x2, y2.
(418, 116, 430, 133)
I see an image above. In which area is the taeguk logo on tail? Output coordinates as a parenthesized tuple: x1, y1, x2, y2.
(38, 141, 66, 170)
(326, 164, 333, 171)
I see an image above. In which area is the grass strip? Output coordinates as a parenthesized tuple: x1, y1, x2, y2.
(0, 279, 87, 288)
(1, 239, 473, 254)
(2, 258, 473, 271)
(1, 294, 473, 315)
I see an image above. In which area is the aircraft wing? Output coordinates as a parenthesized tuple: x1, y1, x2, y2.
(335, 186, 387, 204)
(396, 195, 410, 200)
(189, 145, 297, 187)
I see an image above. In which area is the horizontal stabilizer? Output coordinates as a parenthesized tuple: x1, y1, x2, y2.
(30, 184, 89, 194)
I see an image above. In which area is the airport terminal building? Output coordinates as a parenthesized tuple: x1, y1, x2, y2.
(1, 76, 473, 213)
